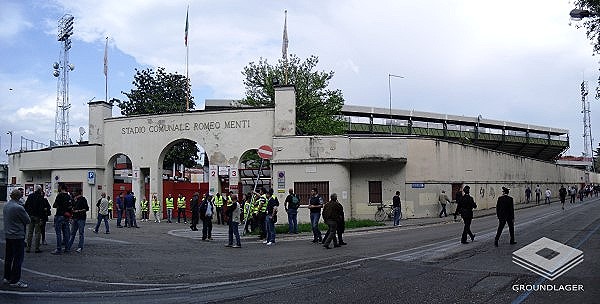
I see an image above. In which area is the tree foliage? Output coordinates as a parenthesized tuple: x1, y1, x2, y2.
(114, 67, 199, 169)
(573, 0, 600, 98)
(115, 67, 193, 115)
(241, 54, 346, 135)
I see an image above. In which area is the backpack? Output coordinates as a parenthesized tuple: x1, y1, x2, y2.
(289, 194, 300, 209)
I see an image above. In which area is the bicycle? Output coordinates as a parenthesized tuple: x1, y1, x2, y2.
(372, 203, 394, 222)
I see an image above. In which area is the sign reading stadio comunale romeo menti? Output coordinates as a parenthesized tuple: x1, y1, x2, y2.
(120, 119, 252, 135)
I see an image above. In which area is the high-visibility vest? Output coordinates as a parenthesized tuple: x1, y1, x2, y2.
(252, 198, 259, 215)
(259, 194, 268, 212)
(166, 197, 174, 209)
(226, 196, 233, 207)
(108, 200, 113, 210)
(213, 196, 223, 207)
(140, 199, 149, 212)
(243, 201, 251, 217)
(177, 197, 186, 209)
(151, 199, 160, 212)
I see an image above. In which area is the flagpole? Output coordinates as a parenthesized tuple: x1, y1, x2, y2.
(104, 36, 108, 103)
(282, 10, 288, 85)
(185, 5, 190, 110)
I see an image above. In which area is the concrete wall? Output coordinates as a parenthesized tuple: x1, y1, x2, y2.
(403, 138, 600, 218)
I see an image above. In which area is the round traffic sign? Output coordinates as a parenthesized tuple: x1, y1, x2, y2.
(257, 145, 273, 159)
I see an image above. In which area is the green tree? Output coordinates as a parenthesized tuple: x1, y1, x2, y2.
(113, 67, 199, 169)
(114, 67, 193, 115)
(241, 54, 346, 135)
(573, 1, 600, 98)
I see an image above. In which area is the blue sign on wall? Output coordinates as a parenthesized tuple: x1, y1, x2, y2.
(411, 183, 425, 189)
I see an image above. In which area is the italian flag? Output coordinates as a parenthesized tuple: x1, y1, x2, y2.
(184, 7, 189, 47)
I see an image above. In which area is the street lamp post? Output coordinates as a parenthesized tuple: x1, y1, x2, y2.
(388, 74, 404, 134)
(6, 131, 12, 153)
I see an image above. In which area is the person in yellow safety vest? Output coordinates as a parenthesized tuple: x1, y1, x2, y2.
(165, 194, 174, 223)
(151, 194, 161, 223)
(242, 193, 252, 235)
(177, 193, 187, 224)
(107, 196, 113, 220)
(255, 188, 268, 240)
(212, 193, 224, 225)
(140, 198, 149, 222)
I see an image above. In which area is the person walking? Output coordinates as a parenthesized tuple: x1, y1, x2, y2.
(284, 188, 300, 234)
(190, 192, 200, 231)
(308, 188, 324, 243)
(457, 185, 477, 244)
(93, 192, 110, 234)
(151, 194, 161, 223)
(525, 186, 531, 204)
(264, 189, 279, 246)
(322, 193, 343, 249)
(177, 193, 187, 224)
(453, 188, 463, 222)
(569, 186, 577, 204)
(200, 194, 214, 241)
(558, 185, 567, 210)
(544, 188, 552, 205)
(438, 190, 450, 218)
(52, 184, 72, 255)
(225, 194, 242, 248)
(392, 191, 402, 226)
(494, 187, 516, 247)
(66, 189, 89, 253)
(3, 189, 31, 288)
(535, 185, 541, 205)
(24, 185, 46, 253)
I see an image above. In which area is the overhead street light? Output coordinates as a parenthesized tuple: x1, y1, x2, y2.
(570, 8, 598, 21)
(388, 74, 404, 134)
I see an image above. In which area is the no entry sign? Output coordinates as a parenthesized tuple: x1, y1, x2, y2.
(257, 145, 273, 159)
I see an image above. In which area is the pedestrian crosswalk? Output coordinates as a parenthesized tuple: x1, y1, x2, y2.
(168, 225, 244, 240)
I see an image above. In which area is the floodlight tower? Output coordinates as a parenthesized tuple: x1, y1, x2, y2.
(580, 81, 594, 171)
(53, 14, 75, 146)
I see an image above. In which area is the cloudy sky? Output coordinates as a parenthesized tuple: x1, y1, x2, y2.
(0, 0, 598, 162)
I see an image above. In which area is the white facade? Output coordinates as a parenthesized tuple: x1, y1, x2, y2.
(8, 86, 599, 222)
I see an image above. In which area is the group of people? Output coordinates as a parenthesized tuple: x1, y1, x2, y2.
(452, 185, 517, 246)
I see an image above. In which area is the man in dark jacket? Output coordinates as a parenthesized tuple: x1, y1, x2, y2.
(190, 192, 200, 231)
(322, 193, 344, 249)
(66, 189, 89, 253)
(457, 185, 477, 244)
(52, 185, 72, 255)
(494, 187, 516, 247)
(24, 185, 46, 253)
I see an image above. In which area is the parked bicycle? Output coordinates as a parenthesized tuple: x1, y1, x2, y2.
(371, 203, 394, 222)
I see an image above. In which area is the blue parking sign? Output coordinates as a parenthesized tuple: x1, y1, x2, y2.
(87, 171, 95, 185)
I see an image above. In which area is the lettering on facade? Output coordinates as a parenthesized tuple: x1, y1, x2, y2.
(120, 119, 251, 136)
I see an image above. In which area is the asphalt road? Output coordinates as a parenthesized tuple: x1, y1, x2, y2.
(0, 197, 598, 304)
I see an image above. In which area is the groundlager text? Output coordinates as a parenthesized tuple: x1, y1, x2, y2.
(512, 284, 584, 292)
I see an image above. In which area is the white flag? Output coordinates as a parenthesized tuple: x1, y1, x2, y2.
(282, 10, 288, 60)
(103, 37, 108, 76)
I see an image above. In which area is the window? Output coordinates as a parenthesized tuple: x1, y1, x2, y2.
(294, 181, 329, 204)
(369, 181, 382, 204)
